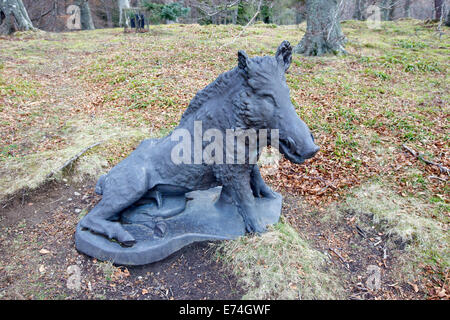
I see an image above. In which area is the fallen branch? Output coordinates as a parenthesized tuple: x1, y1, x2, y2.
(46, 142, 101, 179)
(303, 175, 337, 195)
(194, 0, 240, 17)
(355, 225, 367, 238)
(328, 247, 350, 270)
(222, 0, 262, 47)
(304, 175, 328, 183)
(402, 144, 418, 157)
(428, 175, 448, 182)
(402, 144, 449, 174)
(1, 195, 15, 209)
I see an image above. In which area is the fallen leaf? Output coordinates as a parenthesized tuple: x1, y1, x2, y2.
(437, 288, 446, 298)
(409, 282, 419, 293)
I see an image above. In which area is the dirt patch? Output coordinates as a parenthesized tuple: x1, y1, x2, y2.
(1, 180, 83, 228)
(0, 181, 243, 300)
(0, 180, 442, 300)
(281, 193, 426, 300)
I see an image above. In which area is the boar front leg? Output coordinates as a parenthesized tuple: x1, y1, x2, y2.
(214, 165, 267, 233)
(250, 164, 276, 199)
(233, 181, 267, 233)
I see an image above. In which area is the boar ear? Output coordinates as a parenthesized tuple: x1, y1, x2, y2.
(238, 50, 249, 70)
(275, 40, 292, 72)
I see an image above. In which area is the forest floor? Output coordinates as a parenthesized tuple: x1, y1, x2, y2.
(0, 20, 448, 300)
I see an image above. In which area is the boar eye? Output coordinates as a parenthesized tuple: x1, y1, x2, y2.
(262, 94, 276, 105)
(310, 133, 315, 142)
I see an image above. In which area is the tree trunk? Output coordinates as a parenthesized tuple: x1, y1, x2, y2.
(118, 0, 130, 27)
(294, 0, 346, 56)
(52, 0, 58, 32)
(404, 0, 411, 18)
(0, 0, 35, 34)
(446, 7, 450, 27)
(353, 0, 365, 20)
(100, 0, 113, 27)
(381, 0, 394, 21)
(232, 1, 239, 24)
(434, 0, 444, 21)
(105, 7, 113, 28)
(76, 0, 94, 30)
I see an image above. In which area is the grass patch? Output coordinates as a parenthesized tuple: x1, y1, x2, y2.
(95, 261, 116, 282)
(0, 119, 150, 202)
(344, 183, 449, 280)
(216, 221, 345, 299)
(1, 20, 448, 206)
(0, 20, 448, 297)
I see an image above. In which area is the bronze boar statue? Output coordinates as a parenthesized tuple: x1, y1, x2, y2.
(77, 41, 319, 263)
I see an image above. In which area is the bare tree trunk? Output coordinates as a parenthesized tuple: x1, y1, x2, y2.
(118, 0, 130, 27)
(0, 0, 35, 34)
(105, 8, 112, 28)
(353, 0, 365, 20)
(100, 0, 113, 27)
(446, 7, 450, 27)
(404, 0, 411, 18)
(52, 0, 58, 32)
(381, 0, 395, 21)
(232, 0, 239, 24)
(294, 0, 346, 56)
(434, 0, 444, 20)
(76, 0, 94, 30)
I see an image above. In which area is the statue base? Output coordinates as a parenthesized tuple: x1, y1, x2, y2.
(75, 187, 282, 266)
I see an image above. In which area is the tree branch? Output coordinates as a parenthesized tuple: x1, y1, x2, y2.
(46, 142, 102, 179)
(402, 144, 449, 174)
(222, 0, 262, 47)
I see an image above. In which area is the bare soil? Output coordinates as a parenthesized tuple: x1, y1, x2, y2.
(0, 180, 243, 300)
(0, 181, 440, 300)
(0, 179, 429, 300)
(282, 194, 425, 300)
